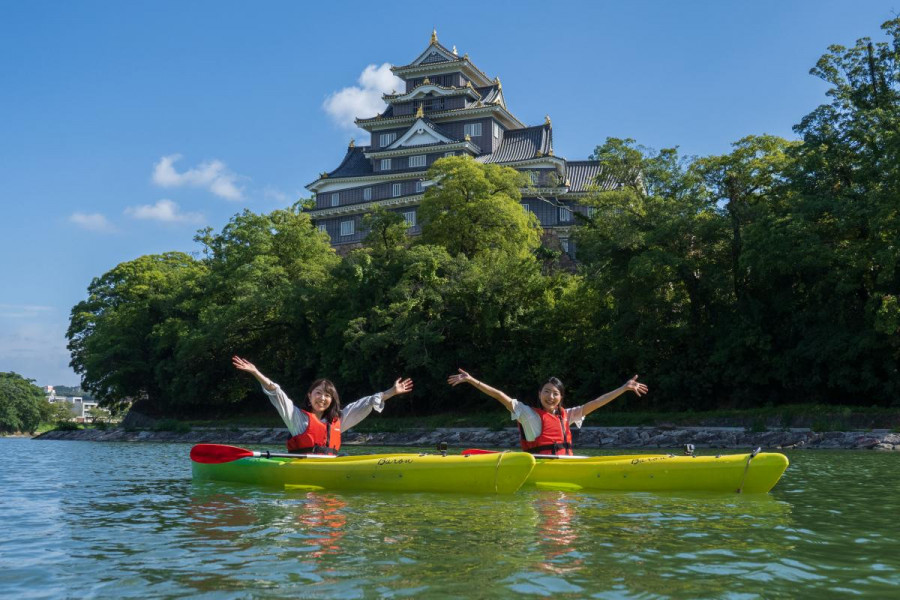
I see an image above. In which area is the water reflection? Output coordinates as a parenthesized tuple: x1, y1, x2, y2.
(4, 440, 900, 598)
(532, 493, 583, 576)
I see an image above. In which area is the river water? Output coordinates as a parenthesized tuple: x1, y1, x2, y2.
(0, 438, 897, 599)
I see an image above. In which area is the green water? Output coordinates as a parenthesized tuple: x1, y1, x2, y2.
(0, 438, 897, 599)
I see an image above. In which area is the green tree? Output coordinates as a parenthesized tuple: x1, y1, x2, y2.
(418, 156, 541, 258)
(694, 135, 798, 302)
(574, 139, 732, 408)
(0, 372, 51, 433)
(774, 18, 900, 402)
(363, 206, 410, 257)
(67, 252, 206, 410)
(172, 207, 339, 412)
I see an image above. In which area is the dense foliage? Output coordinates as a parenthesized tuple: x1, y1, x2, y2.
(67, 21, 900, 416)
(0, 372, 54, 433)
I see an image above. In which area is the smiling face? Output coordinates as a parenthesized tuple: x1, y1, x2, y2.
(539, 382, 564, 413)
(307, 383, 334, 418)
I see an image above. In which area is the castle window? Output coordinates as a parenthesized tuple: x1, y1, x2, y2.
(380, 132, 397, 147)
(560, 238, 570, 253)
(317, 224, 327, 233)
(587, 206, 597, 218)
(493, 122, 501, 139)
(409, 155, 426, 168)
(529, 171, 539, 185)
(415, 180, 424, 193)
(464, 123, 482, 137)
(522, 203, 532, 213)
(558, 207, 572, 222)
(340, 220, 355, 236)
(425, 97, 444, 112)
(380, 158, 392, 171)
(444, 151, 455, 157)
(363, 187, 372, 201)
(331, 193, 339, 207)
(403, 210, 417, 227)
(392, 183, 403, 197)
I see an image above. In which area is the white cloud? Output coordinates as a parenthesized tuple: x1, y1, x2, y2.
(0, 304, 54, 319)
(152, 154, 244, 200)
(125, 199, 204, 224)
(263, 186, 291, 204)
(323, 63, 404, 129)
(69, 212, 115, 232)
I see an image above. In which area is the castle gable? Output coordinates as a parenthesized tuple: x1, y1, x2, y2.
(388, 118, 459, 149)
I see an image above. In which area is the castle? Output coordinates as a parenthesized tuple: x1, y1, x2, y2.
(306, 31, 613, 256)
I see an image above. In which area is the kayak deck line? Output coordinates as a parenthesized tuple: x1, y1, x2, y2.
(191, 448, 537, 495)
(525, 450, 789, 494)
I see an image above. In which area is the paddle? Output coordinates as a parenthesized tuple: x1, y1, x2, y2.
(190, 443, 337, 464)
(462, 448, 590, 459)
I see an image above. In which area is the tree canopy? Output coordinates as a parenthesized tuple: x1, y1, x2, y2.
(66, 19, 900, 416)
(0, 372, 52, 433)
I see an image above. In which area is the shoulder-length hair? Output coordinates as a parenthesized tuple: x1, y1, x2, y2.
(306, 378, 341, 422)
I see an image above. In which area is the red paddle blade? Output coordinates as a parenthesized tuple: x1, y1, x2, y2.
(190, 444, 254, 464)
(462, 448, 498, 455)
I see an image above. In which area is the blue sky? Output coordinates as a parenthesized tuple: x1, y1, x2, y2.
(0, 1, 895, 386)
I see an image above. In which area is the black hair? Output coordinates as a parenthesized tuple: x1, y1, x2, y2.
(306, 378, 341, 422)
(537, 377, 566, 410)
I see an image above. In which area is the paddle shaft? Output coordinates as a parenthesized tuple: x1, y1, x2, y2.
(190, 443, 336, 464)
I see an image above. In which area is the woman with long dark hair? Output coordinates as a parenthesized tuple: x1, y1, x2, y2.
(232, 356, 413, 455)
(447, 370, 647, 455)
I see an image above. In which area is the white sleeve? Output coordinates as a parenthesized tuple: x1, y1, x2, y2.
(509, 399, 543, 441)
(339, 392, 385, 430)
(566, 405, 586, 429)
(261, 383, 308, 436)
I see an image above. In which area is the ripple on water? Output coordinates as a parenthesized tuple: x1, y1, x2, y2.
(1, 441, 899, 598)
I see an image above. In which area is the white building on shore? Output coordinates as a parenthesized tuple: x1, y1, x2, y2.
(44, 386, 99, 423)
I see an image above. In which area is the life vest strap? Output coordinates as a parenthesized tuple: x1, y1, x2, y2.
(524, 441, 573, 455)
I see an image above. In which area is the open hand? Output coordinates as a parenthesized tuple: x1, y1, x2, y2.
(391, 377, 414, 396)
(232, 356, 257, 374)
(624, 375, 648, 397)
(447, 368, 474, 387)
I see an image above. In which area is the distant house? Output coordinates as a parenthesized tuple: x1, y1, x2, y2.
(46, 387, 99, 423)
(305, 30, 615, 258)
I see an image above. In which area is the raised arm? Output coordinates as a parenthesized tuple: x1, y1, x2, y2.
(381, 377, 414, 401)
(447, 369, 515, 412)
(232, 356, 277, 391)
(580, 375, 648, 417)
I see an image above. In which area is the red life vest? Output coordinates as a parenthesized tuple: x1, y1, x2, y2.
(519, 407, 574, 455)
(286, 410, 341, 455)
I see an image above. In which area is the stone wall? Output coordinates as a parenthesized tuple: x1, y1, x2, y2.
(33, 426, 900, 450)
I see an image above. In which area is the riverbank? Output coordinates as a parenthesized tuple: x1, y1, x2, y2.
(33, 425, 900, 450)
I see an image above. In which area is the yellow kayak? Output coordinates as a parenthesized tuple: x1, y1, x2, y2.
(524, 450, 789, 493)
(191, 445, 536, 494)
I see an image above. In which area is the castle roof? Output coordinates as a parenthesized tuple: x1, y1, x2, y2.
(566, 161, 619, 193)
(476, 125, 553, 164)
(324, 145, 373, 179)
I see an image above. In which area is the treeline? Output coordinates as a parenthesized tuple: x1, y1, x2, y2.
(68, 21, 900, 416)
(0, 372, 67, 433)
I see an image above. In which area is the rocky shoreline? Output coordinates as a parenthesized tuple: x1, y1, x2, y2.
(33, 425, 900, 450)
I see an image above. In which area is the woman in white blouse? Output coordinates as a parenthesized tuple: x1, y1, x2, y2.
(232, 355, 413, 454)
(448, 369, 647, 455)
